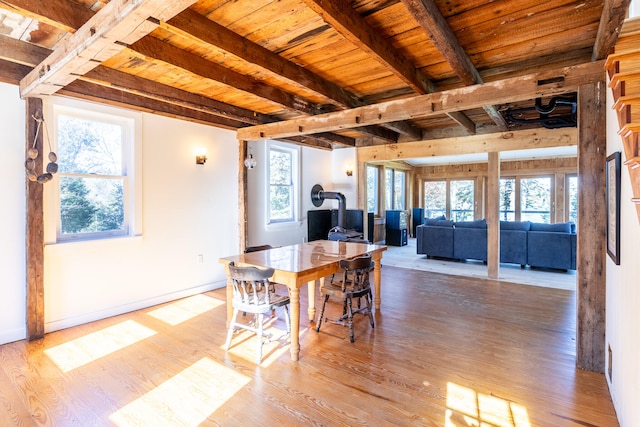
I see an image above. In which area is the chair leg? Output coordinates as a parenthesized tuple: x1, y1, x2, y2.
(316, 294, 329, 333)
(256, 313, 264, 364)
(366, 292, 375, 328)
(346, 296, 355, 343)
(224, 308, 239, 350)
(283, 304, 291, 333)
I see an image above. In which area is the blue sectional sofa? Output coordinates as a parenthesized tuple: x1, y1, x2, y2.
(416, 218, 576, 270)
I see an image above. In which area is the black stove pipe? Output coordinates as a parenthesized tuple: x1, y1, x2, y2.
(310, 184, 347, 232)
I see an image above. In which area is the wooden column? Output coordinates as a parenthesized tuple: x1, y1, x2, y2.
(487, 152, 500, 279)
(577, 80, 607, 372)
(238, 139, 248, 253)
(25, 98, 44, 341)
(555, 172, 566, 222)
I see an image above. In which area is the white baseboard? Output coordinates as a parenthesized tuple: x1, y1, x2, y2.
(45, 280, 227, 333)
(0, 326, 27, 346)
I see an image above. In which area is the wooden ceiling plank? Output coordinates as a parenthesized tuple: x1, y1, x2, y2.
(164, 9, 406, 143)
(401, 0, 508, 130)
(0, 0, 92, 32)
(19, 0, 197, 98)
(301, 0, 476, 134)
(301, 0, 433, 94)
(128, 36, 322, 116)
(237, 60, 605, 141)
(591, 0, 632, 60)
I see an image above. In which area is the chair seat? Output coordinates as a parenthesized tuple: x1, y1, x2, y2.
(232, 293, 289, 314)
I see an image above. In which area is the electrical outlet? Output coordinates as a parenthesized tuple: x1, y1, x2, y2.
(197, 254, 204, 264)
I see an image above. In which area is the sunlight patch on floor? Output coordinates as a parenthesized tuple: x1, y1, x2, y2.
(223, 316, 297, 367)
(147, 294, 224, 325)
(109, 357, 250, 426)
(445, 382, 531, 427)
(44, 320, 156, 372)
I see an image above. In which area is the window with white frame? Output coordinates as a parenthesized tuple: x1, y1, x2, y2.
(52, 100, 139, 241)
(384, 168, 406, 210)
(366, 165, 379, 214)
(267, 142, 299, 223)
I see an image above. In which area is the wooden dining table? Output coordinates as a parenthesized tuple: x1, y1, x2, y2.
(218, 240, 387, 361)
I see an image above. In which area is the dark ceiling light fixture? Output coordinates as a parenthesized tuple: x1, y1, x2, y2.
(505, 95, 578, 129)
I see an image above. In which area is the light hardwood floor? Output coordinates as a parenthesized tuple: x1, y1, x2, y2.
(0, 266, 617, 426)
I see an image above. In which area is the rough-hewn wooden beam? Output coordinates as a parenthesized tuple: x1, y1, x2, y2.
(300, 0, 476, 133)
(25, 97, 44, 341)
(592, 0, 632, 60)
(576, 81, 607, 373)
(0, 0, 92, 32)
(129, 37, 323, 116)
(238, 61, 604, 141)
(20, 0, 197, 97)
(358, 127, 577, 162)
(400, 0, 508, 129)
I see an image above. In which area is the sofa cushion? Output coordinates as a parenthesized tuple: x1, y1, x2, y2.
(530, 222, 572, 233)
(500, 220, 531, 231)
(425, 218, 454, 227)
(454, 219, 487, 229)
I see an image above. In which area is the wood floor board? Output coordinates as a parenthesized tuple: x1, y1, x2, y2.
(0, 265, 617, 426)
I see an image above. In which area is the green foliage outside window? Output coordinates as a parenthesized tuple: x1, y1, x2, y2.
(57, 114, 125, 236)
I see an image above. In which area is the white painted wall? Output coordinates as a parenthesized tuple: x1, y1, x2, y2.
(0, 85, 241, 339)
(605, 68, 640, 427)
(0, 83, 26, 344)
(245, 141, 353, 247)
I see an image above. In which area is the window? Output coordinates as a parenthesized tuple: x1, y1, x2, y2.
(52, 100, 139, 241)
(423, 179, 474, 221)
(499, 175, 553, 223)
(499, 178, 516, 221)
(267, 142, 299, 223)
(450, 180, 474, 221)
(424, 180, 446, 218)
(384, 168, 406, 210)
(366, 165, 379, 214)
(520, 177, 551, 223)
(567, 174, 578, 224)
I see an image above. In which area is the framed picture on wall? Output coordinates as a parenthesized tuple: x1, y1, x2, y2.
(606, 152, 621, 265)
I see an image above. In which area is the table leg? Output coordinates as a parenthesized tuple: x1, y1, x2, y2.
(289, 287, 300, 361)
(307, 279, 318, 322)
(373, 258, 382, 310)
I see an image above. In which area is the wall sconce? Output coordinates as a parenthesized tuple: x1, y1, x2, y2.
(244, 147, 257, 169)
(195, 148, 207, 165)
(345, 169, 353, 176)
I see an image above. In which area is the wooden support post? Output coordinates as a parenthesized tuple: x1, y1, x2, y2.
(487, 152, 500, 279)
(238, 139, 248, 253)
(25, 98, 45, 341)
(577, 80, 607, 373)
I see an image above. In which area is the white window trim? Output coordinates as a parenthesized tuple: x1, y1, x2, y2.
(44, 96, 143, 245)
(264, 140, 301, 228)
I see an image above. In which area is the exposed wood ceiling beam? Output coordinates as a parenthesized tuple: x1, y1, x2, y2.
(400, 0, 508, 130)
(591, 0, 633, 60)
(20, 0, 198, 98)
(0, 34, 356, 148)
(163, 10, 420, 141)
(358, 127, 577, 162)
(300, 0, 476, 135)
(237, 60, 604, 141)
(0, 3, 357, 146)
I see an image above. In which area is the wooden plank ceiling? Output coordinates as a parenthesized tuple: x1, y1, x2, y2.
(0, 0, 629, 150)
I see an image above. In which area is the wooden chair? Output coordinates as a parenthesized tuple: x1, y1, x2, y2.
(224, 262, 290, 363)
(316, 254, 375, 343)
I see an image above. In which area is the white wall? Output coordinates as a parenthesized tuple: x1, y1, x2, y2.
(0, 86, 240, 338)
(606, 71, 640, 426)
(246, 141, 352, 247)
(0, 83, 26, 344)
